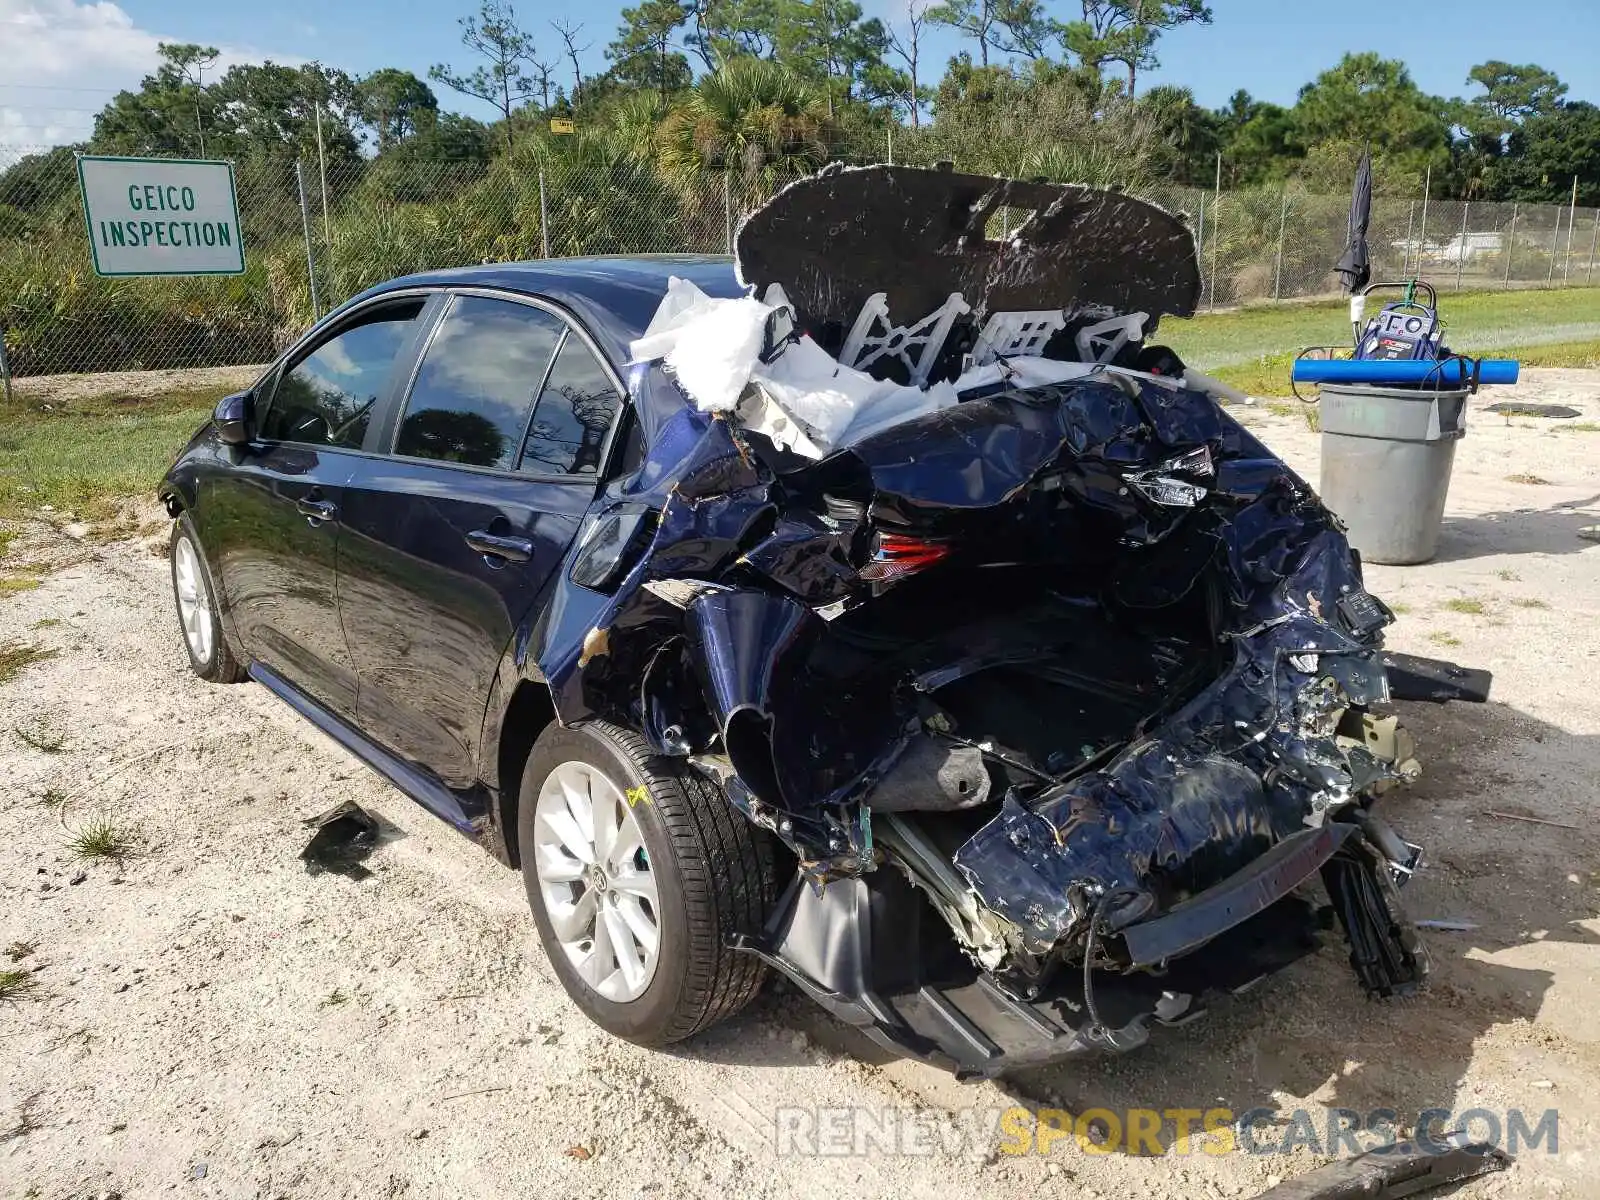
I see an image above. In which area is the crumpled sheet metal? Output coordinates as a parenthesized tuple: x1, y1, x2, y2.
(837, 374, 1224, 523)
(951, 483, 1400, 953)
(536, 360, 1400, 903)
(537, 403, 761, 728)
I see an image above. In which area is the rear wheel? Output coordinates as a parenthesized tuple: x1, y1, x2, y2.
(518, 721, 775, 1045)
(169, 515, 246, 684)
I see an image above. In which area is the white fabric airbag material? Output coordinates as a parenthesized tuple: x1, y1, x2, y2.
(628, 279, 1219, 459)
(629, 276, 769, 413)
(631, 277, 957, 457)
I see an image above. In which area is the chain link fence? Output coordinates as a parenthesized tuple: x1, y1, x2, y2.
(4, 143, 1599, 382)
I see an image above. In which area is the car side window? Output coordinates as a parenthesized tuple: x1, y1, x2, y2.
(259, 300, 425, 448)
(395, 295, 564, 470)
(519, 334, 623, 476)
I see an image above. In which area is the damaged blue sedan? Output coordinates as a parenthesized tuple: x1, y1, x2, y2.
(160, 166, 1491, 1077)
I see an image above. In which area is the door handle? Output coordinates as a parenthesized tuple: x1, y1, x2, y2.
(466, 530, 534, 564)
(297, 496, 338, 525)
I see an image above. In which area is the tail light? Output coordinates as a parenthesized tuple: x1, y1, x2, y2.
(858, 532, 950, 584)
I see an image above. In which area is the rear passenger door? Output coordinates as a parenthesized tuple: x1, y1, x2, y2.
(336, 291, 626, 790)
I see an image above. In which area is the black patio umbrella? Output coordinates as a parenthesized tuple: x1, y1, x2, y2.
(1334, 148, 1373, 294)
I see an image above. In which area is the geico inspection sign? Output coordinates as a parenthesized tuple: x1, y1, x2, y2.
(77, 155, 245, 276)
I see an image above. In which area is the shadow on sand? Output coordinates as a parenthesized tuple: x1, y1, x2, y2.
(1434, 492, 1600, 561)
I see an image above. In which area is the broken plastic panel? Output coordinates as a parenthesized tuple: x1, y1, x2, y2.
(968, 310, 1068, 367)
(839, 291, 971, 386)
(1074, 312, 1149, 365)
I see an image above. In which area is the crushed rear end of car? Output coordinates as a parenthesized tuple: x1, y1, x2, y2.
(534, 166, 1491, 1077)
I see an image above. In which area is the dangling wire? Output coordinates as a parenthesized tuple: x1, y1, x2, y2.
(1082, 906, 1108, 1035)
(1080, 889, 1143, 1041)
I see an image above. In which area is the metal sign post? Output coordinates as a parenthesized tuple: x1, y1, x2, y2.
(1565, 176, 1579, 280)
(1209, 153, 1222, 311)
(1272, 187, 1289, 300)
(77, 155, 244, 276)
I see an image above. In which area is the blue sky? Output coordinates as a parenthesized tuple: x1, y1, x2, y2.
(3, 0, 1597, 148)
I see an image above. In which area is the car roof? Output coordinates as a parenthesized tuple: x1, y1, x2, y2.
(354, 254, 745, 364)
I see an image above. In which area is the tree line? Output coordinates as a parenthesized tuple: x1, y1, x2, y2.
(2, 0, 1597, 211)
(3, 1, 1598, 379)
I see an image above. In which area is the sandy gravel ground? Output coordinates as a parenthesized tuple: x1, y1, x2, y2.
(10, 366, 265, 406)
(2, 369, 1598, 1200)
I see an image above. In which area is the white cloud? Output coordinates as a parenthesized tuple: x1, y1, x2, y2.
(0, 0, 288, 153)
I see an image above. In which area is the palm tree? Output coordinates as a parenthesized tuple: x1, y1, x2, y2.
(657, 59, 833, 183)
(606, 90, 671, 161)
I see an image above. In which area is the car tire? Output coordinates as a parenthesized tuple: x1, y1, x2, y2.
(169, 514, 246, 684)
(518, 720, 776, 1046)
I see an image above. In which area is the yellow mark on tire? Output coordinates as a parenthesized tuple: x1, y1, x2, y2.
(625, 785, 649, 808)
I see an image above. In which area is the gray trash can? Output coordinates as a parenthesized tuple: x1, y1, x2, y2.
(1318, 383, 1468, 565)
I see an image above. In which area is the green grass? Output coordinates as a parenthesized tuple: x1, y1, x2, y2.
(67, 817, 138, 862)
(1499, 339, 1600, 369)
(0, 969, 42, 1003)
(1554, 422, 1600, 433)
(0, 641, 57, 685)
(1428, 631, 1463, 647)
(0, 520, 46, 593)
(0, 386, 228, 522)
(1163, 286, 1600, 396)
(1512, 597, 1550, 609)
(1442, 597, 1488, 615)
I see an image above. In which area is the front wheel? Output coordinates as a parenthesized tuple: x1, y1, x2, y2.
(169, 514, 246, 684)
(518, 721, 775, 1045)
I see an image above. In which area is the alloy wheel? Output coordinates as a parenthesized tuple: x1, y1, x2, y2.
(531, 760, 661, 1002)
(173, 534, 214, 665)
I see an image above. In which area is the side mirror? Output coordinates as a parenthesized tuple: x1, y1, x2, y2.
(213, 390, 254, 446)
